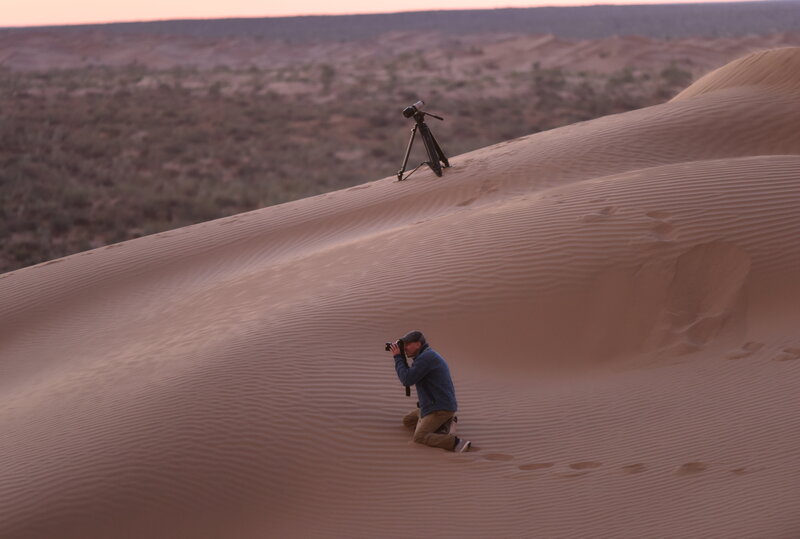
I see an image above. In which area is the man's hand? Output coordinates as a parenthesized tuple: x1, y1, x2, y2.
(389, 342, 402, 356)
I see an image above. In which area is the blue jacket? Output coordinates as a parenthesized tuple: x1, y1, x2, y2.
(394, 344, 458, 417)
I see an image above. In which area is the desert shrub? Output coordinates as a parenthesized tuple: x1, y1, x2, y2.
(607, 66, 636, 87)
(319, 64, 336, 92)
(661, 62, 693, 87)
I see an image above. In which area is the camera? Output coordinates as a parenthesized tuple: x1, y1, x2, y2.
(402, 100, 425, 118)
(385, 339, 406, 354)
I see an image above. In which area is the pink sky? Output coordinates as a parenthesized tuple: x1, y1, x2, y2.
(5, 0, 745, 27)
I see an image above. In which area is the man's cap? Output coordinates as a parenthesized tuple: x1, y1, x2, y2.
(401, 330, 426, 345)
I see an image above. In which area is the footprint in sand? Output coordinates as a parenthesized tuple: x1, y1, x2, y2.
(650, 221, 675, 240)
(773, 347, 800, 362)
(456, 197, 478, 207)
(483, 453, 515, 462)
(620, 463, 646, 474)
(580, 206, 617, 223)
(456, 180, 499, 207)
(645, 210, 676, 241)
(554, 462, 603, 478)
(674, 462, 708, 476)
(518, 463, 554, 471)
(569, 462, 602, 470)
(726, 341, 764, 360)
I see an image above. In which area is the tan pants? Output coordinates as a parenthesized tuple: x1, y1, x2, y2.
(403, 408, 457, 451)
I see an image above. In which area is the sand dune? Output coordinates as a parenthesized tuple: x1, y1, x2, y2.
(673, 46, 800, 100)
(2, 47, 800, 538)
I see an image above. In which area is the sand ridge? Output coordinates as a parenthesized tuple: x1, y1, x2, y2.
(673, 45, 800, 100)
(2, 47, 800, 538)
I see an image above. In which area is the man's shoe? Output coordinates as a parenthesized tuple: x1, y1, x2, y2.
(454, 437, 471, 453)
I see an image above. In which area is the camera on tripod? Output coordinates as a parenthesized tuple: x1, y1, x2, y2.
(402, 100, 425, 119)
(397, 100, 450, 181)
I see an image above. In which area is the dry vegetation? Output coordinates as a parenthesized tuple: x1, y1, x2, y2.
(0, 40, 698, 272)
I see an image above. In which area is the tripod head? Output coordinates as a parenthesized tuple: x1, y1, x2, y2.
(402, 100, 444, 124)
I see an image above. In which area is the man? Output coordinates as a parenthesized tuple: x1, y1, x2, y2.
(389, 330, 471, 453)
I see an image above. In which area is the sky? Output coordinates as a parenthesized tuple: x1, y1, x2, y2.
(3, 0, 746, 27)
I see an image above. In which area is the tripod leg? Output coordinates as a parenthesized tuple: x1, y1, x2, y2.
(397, 125, 418, 180)
(419, 123, 442, 177)
(429, 131, 449, 168)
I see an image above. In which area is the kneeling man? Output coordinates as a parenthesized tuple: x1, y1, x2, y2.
(389, 330, 471, 453)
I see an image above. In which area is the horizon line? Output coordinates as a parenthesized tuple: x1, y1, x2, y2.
(1, 0, 764, 30)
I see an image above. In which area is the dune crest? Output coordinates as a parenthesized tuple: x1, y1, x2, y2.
(2, 48, 800, 538)
(673, 46, 800, 100)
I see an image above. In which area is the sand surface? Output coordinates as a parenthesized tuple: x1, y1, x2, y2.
(2, 47, 800, 538)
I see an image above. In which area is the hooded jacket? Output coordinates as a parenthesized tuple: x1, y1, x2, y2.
(394, 343, 458, 417)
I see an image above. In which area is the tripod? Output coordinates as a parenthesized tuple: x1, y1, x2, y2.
(397, 109, 450, 181)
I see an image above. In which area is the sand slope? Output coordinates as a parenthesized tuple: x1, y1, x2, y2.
(2, 48, 800, 538)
